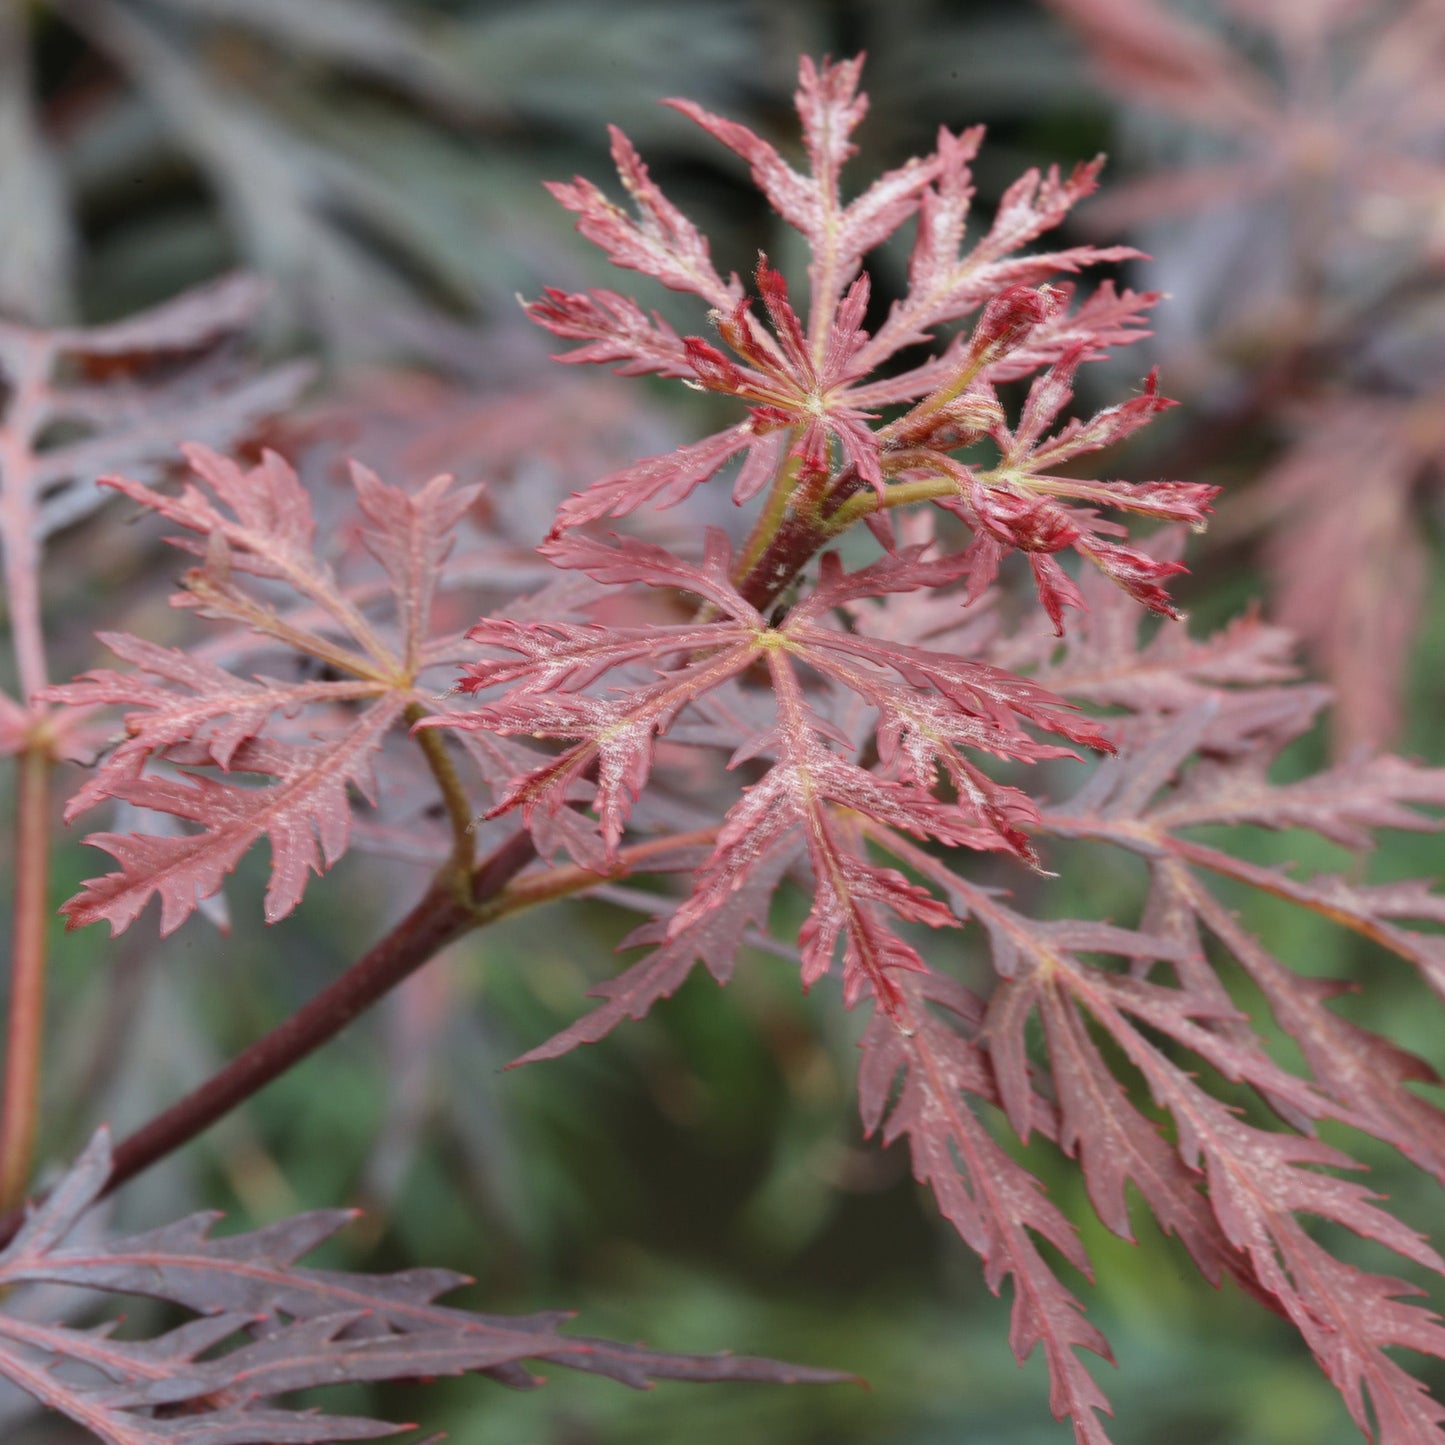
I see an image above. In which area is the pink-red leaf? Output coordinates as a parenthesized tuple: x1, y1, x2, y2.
(64, 712, 404, 935)
(50, 451, 485, 935)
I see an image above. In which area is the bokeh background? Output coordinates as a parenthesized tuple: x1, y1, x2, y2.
(4, 0, 1445, 1440)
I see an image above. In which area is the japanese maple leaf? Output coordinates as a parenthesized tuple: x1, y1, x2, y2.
(46, 445, 480, 935)
(524, 54, 1210, 623)
(1042, 700, 1445, 1167)
(857, 799, 1445, 1445)
(1003, 527, 1314, 753)
(880, 322, 1216, 631)
(0, 1130, 844, 1442)
(1017, 545, 1445, 1158)
(1003, 587, 1445, 1440)
(429, 528, 1109, 1014)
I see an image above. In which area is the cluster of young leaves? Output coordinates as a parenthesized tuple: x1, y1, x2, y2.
(1043, 0, 1445, 751)
(524, 54, 1213, 629)
(44, 50, 1445, 1445)
(0, 1129, 840, 1443)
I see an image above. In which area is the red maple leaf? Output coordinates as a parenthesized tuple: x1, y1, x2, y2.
(46, 447, 482, 935)
(427, 527, 1109, 1014)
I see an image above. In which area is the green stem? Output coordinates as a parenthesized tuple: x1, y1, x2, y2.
(405, 702, 475, 874)
(0, 747, 52, 1210)
(826, 473, 958, 533)
(732, 440, 804, 589)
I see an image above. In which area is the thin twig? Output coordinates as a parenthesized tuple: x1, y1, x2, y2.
(0, 812, 698, 1244)
(405, 701, 476, 873)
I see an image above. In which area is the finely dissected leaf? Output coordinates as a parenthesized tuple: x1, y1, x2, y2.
(510, 836, 801, 1066)
(667, 55, 944, 325)
(859, 973, 1117, 1444)
(0, 1133, 845, 1442)
(928, 346, 1213, 631)
(847, 278, 1158, 410)
(864, 149, 1136, 367)
(47, 448, 483, 935)
(1155, 860, 1445, 1188)
(432, 528, 1105, 1009)
(1022, 540, 1305, 740)
(876, 819, 1445, 1442)
(1134, 1051, 1445, 1445)
(60, 722, 404, 935)
(528, 52, 1177, 610)
(1035, 571, 1445, 1076)
(997, 599, 1445, 1428)
(53, 634, 385, 818)
(544, 124, 741, 311)
(1036, 980, 1266, 1294)
(677, 655, 962, 1013)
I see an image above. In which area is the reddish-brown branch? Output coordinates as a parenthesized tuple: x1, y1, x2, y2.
(735, 512, 829, 615)
(733, 462, 873, 616)
(0, 826, 538, 1249)
(101, 829, 541, 1203)
(0, 807, 693, 1245)
(103, 885, 473, 1200)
